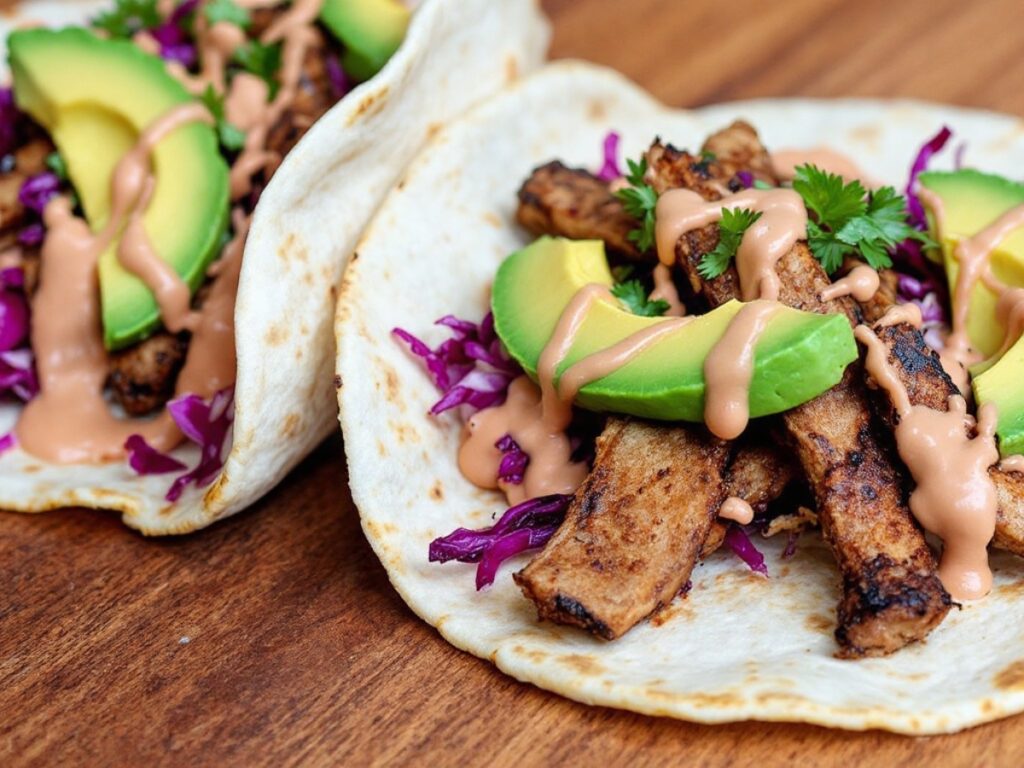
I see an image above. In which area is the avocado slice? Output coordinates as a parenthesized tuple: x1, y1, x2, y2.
(974, 336, 1024, 456)
(492, 237, 858, 422)
(9, 28, 229, 350)
(919, 170, 1024, 358)
(320, 0, 410, 81)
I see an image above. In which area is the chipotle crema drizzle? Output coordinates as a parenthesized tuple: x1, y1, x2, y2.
(15, 0, 329, 464)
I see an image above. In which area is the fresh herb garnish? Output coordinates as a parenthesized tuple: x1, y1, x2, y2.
(45, 152, 67, 180)
(610, 264, 636, 284)
(200, 86, 246, 152)
(233, 41, 283, 98)
(91, 0, 160, 39)
(698, 207, 763, 279)
(753, 179, 773, 190)
(614, 156, 658, 252)
(205, 0, 250, 28)
(792, 164, 934, 274)
(611, 279, 669, 317)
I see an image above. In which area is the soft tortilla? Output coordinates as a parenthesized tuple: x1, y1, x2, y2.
(336, 60, 1024, 734)
(0, 0, 550, 533)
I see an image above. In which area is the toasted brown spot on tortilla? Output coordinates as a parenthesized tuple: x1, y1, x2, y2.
(997, 578, 1024, 598)
(482, 211, 502, 228)
(587, 99, 606, 121)
(22, 464, 41, 473)
(429, 481, 444, 501)
(392, 422, 419, 445)
(849, 123, 881, 148)
(505, 55, 519, 84)
(347, 85, 390, 126)
(264, 324, 288, 347)
(277, 233, 297, 261)
(426, 122, 443, 141)
(384, 367, 400, 403)
(982, 699, 997, 714)
(280, 413, 301, 439)
(805, 613, 834, 634)
(560, 653, 605, 676)
(203, 471, 229, 507)
(512, 645, 547, 664)
(995, 660, 1024, 690)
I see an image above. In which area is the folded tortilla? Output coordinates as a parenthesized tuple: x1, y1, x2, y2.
(336, 60, 1024, 734)
(0, 0, 550, 534)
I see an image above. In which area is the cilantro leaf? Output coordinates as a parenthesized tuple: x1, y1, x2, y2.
(200, 86, 247, 152)
(233, 41, 282, 98)
(792, 165, 866, 225)
(698, 207, 763, 280)
(792, 164, 931, 273)
(205, 0, 250, 28)
(611, 279, 669, 317)
(45, 152, 67, 180)
(91, 0, 160, 39)
(613, 156, 658, 252)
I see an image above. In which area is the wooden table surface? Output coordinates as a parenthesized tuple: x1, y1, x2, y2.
(4, 1, 1024, 765)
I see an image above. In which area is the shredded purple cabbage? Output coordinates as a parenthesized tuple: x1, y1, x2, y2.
(0, 88, 23, 159)
(393, 312, 520, 415)
(18, 172, 61, 216)
(782, 531, 800, 559)
(325, 53, 351, 99)
(736, 170, 755, 189)
(905, 125, 952, 229)
(0, 267, 37, 402)
(429, 494, 571, 589)
(150, 0, 199, 67)
(724, 524, 768, 576)
(125, 387, 234, 501)
(596, 131, 622, 182)
(0, 431, 13, 457)
(17, 222, 45, 247)
(495, 433, 528, 485)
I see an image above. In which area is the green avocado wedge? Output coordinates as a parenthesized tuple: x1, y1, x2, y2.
(9, 28, 229, 350)
(320, 0, 410, 81)
(491, 236, 858, 422)
(919, 169, 1024, 359)
(974, 335, 1024, 457)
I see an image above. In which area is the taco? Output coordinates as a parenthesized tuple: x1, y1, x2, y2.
(336, 61, 1024, 733)
(0, 0, 549, 534)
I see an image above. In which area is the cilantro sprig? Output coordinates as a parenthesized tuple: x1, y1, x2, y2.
(611, 279, 669, 317)
(91, 0, 160, 39)
(233, 41, 283, 99)
(200, 86, 246, 152)
(205, 0, 251, 28)
(614, 156, 658, 252)
(698, 207, 763, 280)
(792, 164, 934, 274)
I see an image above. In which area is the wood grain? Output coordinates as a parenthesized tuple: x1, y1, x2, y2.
(3, 1, 1024, 765)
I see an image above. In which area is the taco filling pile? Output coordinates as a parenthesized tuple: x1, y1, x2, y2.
(0, 0, 409, 497)
(396, 119, 1024, 659)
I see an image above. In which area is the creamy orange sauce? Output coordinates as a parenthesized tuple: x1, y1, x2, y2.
(926, 198, 1024, 385)
(1000, 455, 1024, 473)
(876, 303, 924, 329)
(770, 148, 871, 185)
(649, 263, 686, 317)
(459, 376, 586, 505)
(654, 188, 807, 301)
(557, 316, 692, 404)
(719, 496, 754, 525)
(857, 324, 999, 601)
(703, 301, 780, 440)
(111, 103, 215, 333)
(820, 264, 880, 303)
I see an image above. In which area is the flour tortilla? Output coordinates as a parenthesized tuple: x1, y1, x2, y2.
(336, 61, 1024, 734)
(0, 0, 550, 534)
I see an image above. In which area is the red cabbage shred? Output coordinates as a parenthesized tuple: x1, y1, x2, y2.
(125, 387, 234, 501)
(429, 494, 571, 589)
